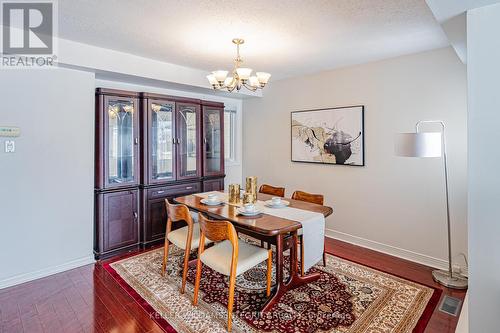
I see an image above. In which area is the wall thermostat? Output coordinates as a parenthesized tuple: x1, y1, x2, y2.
(0, 126, 21, 137)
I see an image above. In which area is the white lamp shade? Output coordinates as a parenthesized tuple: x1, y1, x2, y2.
(213, 70, 228, 82)
(395, 132, 442, 157)
(206, 74, 218, 85)
(236, 67, 252, 80)
(249, 76, 259, 87)
(256, 72, 271, 84)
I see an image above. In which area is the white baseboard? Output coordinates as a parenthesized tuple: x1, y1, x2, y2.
(325, 228, 451, 271)
(0, 255, 95, 290)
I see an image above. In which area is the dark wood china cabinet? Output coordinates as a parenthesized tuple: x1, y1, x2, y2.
(176, 102, 202, 180)
(95, 189, 139, 254)
(202, 101, 225, 191)
(202, 101, 224, 177)
(94, 89, 225, 259)
(95, 91, 140, 190)
(146, 98, 176, 184)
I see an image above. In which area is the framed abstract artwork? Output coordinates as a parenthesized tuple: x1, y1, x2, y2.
(291, 105, 365, 166)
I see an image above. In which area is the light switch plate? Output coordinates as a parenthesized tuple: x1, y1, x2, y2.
(5, 140, 15, 153)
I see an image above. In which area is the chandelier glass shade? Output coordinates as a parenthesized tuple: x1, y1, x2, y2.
(207, 38, 271, 92)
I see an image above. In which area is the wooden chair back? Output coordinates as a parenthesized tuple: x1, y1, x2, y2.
(259, 184, 286, 197)
(165, 199, 194, 227)
(291, 190, 324, 205)
(195, 213, 260, 331)
(197, 213, 238, 245)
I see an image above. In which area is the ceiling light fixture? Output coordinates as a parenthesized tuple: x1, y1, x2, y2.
(207, 38, 271, 92)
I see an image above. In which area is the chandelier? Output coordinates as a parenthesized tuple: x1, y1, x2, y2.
(206, 38, 271, 92)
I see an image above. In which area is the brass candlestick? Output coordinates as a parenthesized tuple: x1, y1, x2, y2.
(228, 184, 241, 204)
(245, 176, 257, 203)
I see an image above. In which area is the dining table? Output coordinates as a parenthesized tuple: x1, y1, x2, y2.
(174, 191, 333, 312)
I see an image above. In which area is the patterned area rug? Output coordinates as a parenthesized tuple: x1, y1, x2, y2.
(103, 246, 441, 333)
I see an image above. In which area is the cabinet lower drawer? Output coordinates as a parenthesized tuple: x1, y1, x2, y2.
(148, 182, 201, 199)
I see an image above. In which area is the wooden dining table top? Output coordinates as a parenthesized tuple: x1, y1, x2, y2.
(174, 192, 333, 237)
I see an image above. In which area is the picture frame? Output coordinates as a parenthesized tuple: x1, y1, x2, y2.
(291, 105, 365, 166)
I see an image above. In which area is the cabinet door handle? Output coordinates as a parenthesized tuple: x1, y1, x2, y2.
(133, 212, 138, 221)
(185, 186, 193, 190)
(156, 190, 165, 194)
(134, 138, 139, 145)
(203, 138, 207, 144)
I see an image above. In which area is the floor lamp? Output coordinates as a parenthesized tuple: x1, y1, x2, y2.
(395, 120, 468, 289)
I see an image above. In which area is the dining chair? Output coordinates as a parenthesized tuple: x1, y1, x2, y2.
(258, 184, 286, 251)
(291, 190, 324, 205)
(162, 199, 212, 294)
(193, 213, 272, 332)
(259, 184, 286, 197)
(291, 190, 327, 274)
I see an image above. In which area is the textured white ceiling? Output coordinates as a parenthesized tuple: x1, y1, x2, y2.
(58, 0, 448, 80)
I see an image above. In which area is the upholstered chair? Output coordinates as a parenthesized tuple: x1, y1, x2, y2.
(193, 213, 272, 332)
(162, 200, 212, 294)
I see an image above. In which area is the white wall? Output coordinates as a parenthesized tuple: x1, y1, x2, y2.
(95, 79, 244, 188)
(0, 68, 95, 288)
(243, 47, 468, 270)
(467, 3, 500, 331)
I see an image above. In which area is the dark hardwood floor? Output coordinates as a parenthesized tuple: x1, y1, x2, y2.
(0, 238, 466, 333)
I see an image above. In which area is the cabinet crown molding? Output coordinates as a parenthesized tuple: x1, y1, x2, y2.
(95, 88, 140, 98)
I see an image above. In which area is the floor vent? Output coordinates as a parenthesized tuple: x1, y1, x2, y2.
(438, 295, 462, 316)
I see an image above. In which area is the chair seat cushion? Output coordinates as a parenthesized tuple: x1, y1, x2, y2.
(200, 239, 269, 276)
(168, 225, 212, 250)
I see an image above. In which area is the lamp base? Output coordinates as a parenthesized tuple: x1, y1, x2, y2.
(432, 269, 468, 289)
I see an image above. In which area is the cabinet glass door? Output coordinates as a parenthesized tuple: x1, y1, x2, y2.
(150, 101, 175, 182)
(176, 103, 199, 179)
(106, 97, 138, 187)
(203, 107, 224, 176)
